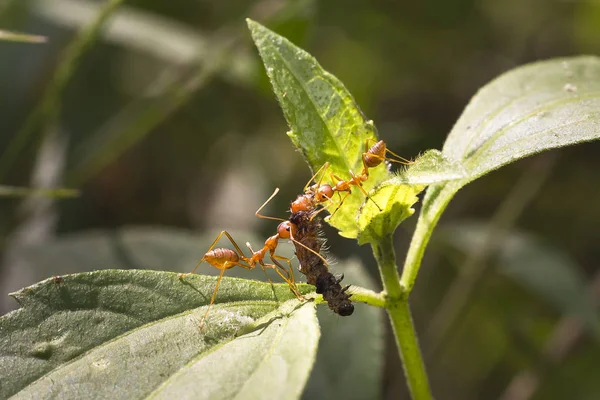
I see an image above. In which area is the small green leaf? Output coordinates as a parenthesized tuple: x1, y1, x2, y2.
(356, 182, 422, 245)
(0, 30, 47, 43)
(353, 149, 465, 244)
(0, 270, 318, 399)
(247, 19, 394, 238)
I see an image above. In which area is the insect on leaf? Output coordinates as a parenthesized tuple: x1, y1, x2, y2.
(0, 270, 318, 400)
(247, 19, 394, 238)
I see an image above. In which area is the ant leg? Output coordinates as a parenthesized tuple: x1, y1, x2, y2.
(368, 150, 413, 166)
(385, 148, 413, 165)
(255, 188, 286, 222)
(270, 253, 298, 288)
(308, 205, 329, 221)
(303, 162, 330, 193)
(180, 231, 247, 278)
(198, 259, 252, 330)
(264, 257, 305, 301)
(348, 170, 382, 212)
(329, 192, 352, 219)
(199, 268, 226, 329)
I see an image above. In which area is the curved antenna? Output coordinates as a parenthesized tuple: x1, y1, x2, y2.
(255, 188, 286, 222)
(303, 162, 330, 193)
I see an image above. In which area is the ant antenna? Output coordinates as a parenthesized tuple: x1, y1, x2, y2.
(303, 162, 330, 193)
(255, 188, 286, 222)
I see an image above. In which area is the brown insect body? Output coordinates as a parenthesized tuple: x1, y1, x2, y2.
(362, 139, 387, 171)
(288, 207, 354, 316)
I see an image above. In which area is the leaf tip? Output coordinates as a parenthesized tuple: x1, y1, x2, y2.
(246, 18, 263, 35)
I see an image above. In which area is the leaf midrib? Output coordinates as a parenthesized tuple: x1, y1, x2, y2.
(458, 86, 600, 161)
(265, 38, 354, 174)
(464, 90, 600, 169)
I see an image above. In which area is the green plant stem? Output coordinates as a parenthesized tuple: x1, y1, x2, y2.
(400, 183, 457, 292)
(348, 286, 386, 308)
(373, 235, 432, 400)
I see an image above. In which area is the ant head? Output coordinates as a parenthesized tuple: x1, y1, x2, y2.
(291, 194, 312, 213)
(316, 184, 333, 202)
(277, 221, 297, 239)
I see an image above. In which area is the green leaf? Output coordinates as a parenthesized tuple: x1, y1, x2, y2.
(440, 222, 600, 338)
(247, 19, 394, 238)
(403, 56, 600, 291)
(304, 259, 385, 400)
(445, 56, 600, 180)
(356, 149, 466, 244)
(386, 149, 467, 186)
(356, 182, 422, 245)
(0, 270, 318, 399)
(0, 227, 295, 304)
(0, 30, 47, 43)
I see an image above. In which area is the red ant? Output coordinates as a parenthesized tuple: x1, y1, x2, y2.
(292, 139, 412, 218)
(180, 189, 327, 329)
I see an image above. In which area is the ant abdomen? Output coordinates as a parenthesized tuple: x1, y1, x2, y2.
(204, 248, 240, 268)
(363, 139, 386, 168)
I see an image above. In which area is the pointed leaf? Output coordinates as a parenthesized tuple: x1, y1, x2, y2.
(247, 19, 396, 238)
(0, 270, 318, 399)
(445, 56, 600, 180)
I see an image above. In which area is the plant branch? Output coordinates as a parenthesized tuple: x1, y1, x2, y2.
(400, 183, 458, 293)
(373, 235, 432, 400)
(348, 286, 386, 308)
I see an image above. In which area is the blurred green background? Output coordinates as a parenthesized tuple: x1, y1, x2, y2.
(1, 0, 600, 399)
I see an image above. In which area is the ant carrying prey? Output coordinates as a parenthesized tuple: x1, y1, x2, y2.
(292, 139, 413, 218)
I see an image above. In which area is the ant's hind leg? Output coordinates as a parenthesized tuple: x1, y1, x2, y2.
(199, 267, 225, 330)
(329, 192, 351, 219)
(384, 147, 413, 165)
(180, 231, 247, 279)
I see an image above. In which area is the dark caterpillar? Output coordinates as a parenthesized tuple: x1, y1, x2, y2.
(288, 208, 354, 316)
